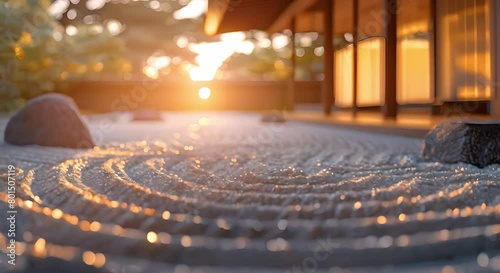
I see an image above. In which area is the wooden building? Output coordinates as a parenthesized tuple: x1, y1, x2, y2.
(205, 0, 500, 118)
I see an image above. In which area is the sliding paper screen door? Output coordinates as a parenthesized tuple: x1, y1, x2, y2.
(436, 0, 492, 101)
(397, 0, 433, 104)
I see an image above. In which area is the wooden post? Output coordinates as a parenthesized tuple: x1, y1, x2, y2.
(430, 0, 439, 114)
(323, 0, 334, 115)
(352, 0, 359, 113)
(383, 0, 398, 118)
(287, 19, 296, 111)
(331, 0, 336, 109)
(491, 0, 500, 117)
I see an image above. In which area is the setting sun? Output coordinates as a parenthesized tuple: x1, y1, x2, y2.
(198, 87, 211, 100)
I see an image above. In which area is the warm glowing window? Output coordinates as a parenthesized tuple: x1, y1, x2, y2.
(333, 0, 354, 108)
(334, 45, 354, 107)
(334, 0, 386, 108)
(397, 0, 433, 104)
(436, 0, 491, 101)
(356, 37, 385, 107)
(397, 39, 432, 104)
(334, 38, 385, 108)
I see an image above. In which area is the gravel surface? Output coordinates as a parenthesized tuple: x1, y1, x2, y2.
(0, 112, 499, 272)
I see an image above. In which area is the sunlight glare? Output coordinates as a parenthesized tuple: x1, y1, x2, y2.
(188, 42, 233, 81)
(257, 38, 272, 48)
(86, 0, 106, 11)
(143, 66, 159, 79)
(106, 20, 123, 36)
(176, 36, 189, 48)
(83, 15, 95, 24)
(198, 87, 211, 100)
(65, 25, 78, 36)
(344, 33, 354, 43)
(188, 32, 253, 81)
(220, 32, 246, 43)
(149, 0, 161, 10)
(314, 46, 324, 57)
(190, 65, 219, 81)
(272, 34, 290, 51)
(148, 56, 171, 69)
(67, 9, 77, 20)
(299, 35, 313, 47)
(48, 0, 70, 18)
(174, 0, 207, 20)
(235, 41, 255, 55)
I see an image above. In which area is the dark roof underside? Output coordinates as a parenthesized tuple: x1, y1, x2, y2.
(215, 0, 293, 34)
(210, 0, 432, 35)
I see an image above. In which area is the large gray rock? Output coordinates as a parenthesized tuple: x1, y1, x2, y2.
(4, 93, 95, 148)
(261, 112, 286, 123)
(421, 119, 500, 167)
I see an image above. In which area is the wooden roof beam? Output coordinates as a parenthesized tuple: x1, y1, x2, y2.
(205, 0, 231, 36)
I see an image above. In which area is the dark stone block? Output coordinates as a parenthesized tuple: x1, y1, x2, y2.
(20, 256, 112, 273)
(261, 112, 286, 123)
(421, 119, 500, 167)
(4, 93, 95, 149)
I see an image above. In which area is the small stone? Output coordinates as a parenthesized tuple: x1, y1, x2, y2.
(131, 109, 163, 121)
(421, 119, 500, 167)
(261, 112, 286, 123)
(4, 93, 95, 148)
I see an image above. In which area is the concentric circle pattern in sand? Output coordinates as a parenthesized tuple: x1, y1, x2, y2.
(0, 113, 499, 270)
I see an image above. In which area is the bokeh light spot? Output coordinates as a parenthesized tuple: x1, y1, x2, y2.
(198, 87, 211, 100)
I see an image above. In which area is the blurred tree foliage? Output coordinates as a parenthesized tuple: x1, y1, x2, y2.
(0, 0, 131, 111)
(59, 0, 329, 82)
(223, 32, 326, 81)
(58, 0, 205, 78)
